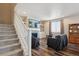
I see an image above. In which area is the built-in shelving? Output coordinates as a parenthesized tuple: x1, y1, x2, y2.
(69, 24, 79, 44)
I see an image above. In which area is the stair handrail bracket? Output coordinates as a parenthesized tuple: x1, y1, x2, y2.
(14, 13, 29, 56)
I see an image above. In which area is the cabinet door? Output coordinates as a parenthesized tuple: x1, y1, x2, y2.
(75, 37, 79, 44)
(69, 36, 76, 43)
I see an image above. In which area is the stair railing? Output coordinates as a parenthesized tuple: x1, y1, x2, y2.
(14, 13, 29, 56)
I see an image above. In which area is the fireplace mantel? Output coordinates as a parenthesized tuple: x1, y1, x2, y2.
(28, 28, 40, 31)
(27, 28, 40, 38)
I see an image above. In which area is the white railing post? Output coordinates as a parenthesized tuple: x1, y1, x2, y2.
(27, 30, 31, 56)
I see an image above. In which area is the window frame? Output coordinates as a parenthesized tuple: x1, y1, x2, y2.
(51, 20, 61, 33)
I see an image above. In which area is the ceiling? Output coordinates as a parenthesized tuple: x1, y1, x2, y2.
(15, 3, 79, 20)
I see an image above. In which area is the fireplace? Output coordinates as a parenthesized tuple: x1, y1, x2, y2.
(32, 32, 39, 49)
(32, 33, 38, 38)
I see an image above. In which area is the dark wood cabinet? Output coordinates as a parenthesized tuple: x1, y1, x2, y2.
(69, 24, 79, 44)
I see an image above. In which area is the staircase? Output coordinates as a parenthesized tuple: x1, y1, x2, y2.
(0, 24, 23, 56)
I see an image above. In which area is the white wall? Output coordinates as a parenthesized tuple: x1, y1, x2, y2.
(63, 15, 79, 37)
(44, 21, 49, 35)
(40, 21, 49, 38)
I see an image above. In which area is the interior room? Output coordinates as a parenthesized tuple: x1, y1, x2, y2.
(15, 3, 79, 56)
(32, 15, 79, 56)
(20, 3, 79, 56)
(0, 3, 79, 56)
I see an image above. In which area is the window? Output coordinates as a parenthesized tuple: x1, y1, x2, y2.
(51, 21, 61, 33)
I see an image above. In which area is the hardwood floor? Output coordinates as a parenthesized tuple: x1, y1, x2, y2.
(32, 38, 79, 56)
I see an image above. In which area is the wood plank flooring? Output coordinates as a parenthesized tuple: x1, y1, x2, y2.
(32, 38, 79, 56)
